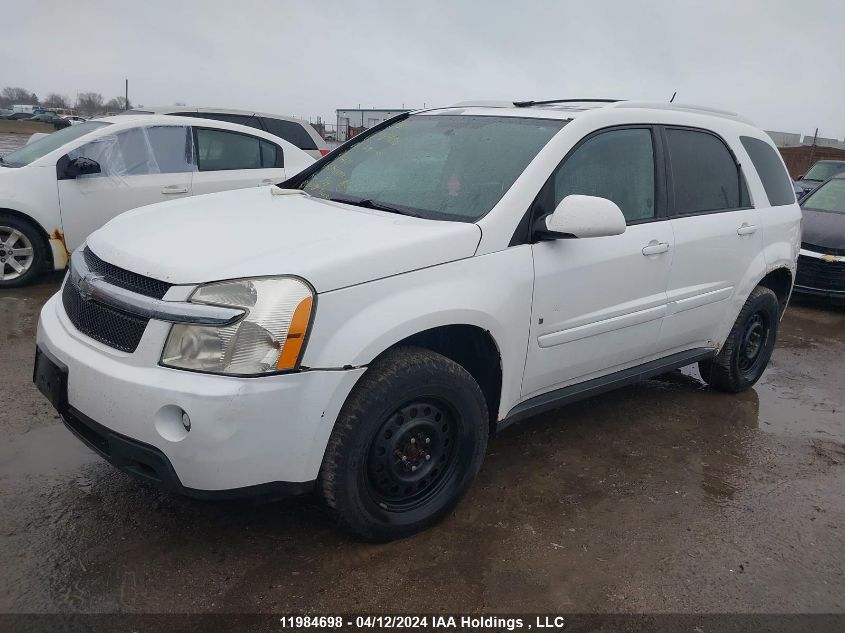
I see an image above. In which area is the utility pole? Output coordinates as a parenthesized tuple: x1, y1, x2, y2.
(125, 79, 129, 110)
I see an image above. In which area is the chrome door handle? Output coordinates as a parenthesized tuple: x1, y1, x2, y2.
(162, 185, 188, 194)
(642, 241, 670, 256)
(737, 223, 757, 236)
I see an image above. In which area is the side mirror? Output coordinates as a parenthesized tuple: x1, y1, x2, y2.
(535, 194, 627, 240)
(60, 156, 101, 179)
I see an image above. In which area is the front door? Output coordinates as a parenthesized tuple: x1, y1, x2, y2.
(522, 126, 674, 398)
(58, 125, 193, 251)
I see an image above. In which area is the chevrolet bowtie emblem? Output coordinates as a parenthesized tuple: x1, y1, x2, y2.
(75, 271, 104, 301)
(821, 254, 837, 263)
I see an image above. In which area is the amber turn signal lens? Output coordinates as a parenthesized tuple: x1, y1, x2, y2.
(276, 296, 314, 370)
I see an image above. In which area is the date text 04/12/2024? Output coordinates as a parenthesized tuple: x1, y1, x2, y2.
(278, 615, 568, 629)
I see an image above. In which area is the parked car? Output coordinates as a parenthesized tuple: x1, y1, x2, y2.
(794, 173, 845, 302)
(793, 159, 845, 198)
(28, 112, 71, 129)
(34, 100, 799, 541)
(0, 115, 314, 286)
(122, 106, 330, 159)
(4, 111, 36, 120)
(63, 115, 87, 125)
(0, 108, 13, 118)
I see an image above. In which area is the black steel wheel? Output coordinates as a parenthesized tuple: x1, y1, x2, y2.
(366, 399, 459, 511)
(320, 346, 489, 541)
(699, 286, 780, 393)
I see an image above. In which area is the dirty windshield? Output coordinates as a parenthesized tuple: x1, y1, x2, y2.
(300, 114, 566, 222)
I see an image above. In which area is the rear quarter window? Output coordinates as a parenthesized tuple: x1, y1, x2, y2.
(260, 117, 317, 150)
(740, 136, 796, 207)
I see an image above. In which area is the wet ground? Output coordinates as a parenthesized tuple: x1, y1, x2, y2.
(0, 275, 843, 616)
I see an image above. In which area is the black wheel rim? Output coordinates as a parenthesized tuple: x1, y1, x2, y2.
(366, 399, 459, 512)
(737, 310, 770, 378)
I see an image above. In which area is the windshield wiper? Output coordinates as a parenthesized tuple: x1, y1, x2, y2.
(328, 195, 421, 218)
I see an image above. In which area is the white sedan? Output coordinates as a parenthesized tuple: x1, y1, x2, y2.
(0, 115, 314, 286)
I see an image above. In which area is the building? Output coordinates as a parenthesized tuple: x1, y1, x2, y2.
(336, 108, 410, 142)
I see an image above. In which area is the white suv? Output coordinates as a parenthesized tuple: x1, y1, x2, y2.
(34, 100, 801, 541)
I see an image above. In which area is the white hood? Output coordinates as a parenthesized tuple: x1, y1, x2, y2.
(86, 187, 482, 292)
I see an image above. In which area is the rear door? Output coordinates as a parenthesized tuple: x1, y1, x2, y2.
(659, 127, 764, 352)
(522, 126, 675, 397)
(58, 125, 194, 250)
(189, 127, 285, 195)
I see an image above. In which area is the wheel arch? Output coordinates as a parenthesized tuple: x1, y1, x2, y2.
(373, 324, 504, 433)
(0, 206, 58, 269)
(757, 266, 793, 316)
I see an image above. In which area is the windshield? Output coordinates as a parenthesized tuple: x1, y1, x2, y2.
(803, 161, 845, 182)
(1, 121, 110, 167)
(802, 178, 845, 214)
(300, 114, 567, 222)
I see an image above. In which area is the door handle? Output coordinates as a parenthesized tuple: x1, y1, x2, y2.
(259, 179, 273, 186)
(642, 241, 670, 256)
(737, 223, 757, 236)
(162, 185, 188, 194)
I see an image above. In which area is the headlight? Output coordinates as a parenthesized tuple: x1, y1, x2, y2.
(161, 277, 314, 375)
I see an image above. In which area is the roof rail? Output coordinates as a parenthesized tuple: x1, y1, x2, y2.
(449, 100, 516, 108)
(609, 101, 752, 123)
(513, 98, 622, 107)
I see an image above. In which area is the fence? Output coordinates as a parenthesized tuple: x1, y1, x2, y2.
(778, 145, 845, 179)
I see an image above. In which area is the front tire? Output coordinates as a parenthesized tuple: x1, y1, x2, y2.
(0, 214, 47, 288)
(699, 286, 780, 393)
(320, 346, 489, 541)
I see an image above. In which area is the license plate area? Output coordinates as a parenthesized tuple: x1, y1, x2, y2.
(33, 346, 68, 414)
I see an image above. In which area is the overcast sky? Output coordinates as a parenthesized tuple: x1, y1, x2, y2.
(4, 0, 843, 139)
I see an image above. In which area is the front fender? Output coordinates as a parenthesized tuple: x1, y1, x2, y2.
(302, 247, 535, 419)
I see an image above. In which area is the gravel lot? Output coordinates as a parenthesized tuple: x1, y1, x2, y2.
(0, 276, 843, 618)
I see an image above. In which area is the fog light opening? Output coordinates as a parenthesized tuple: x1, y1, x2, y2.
(181, 411, 191, 432)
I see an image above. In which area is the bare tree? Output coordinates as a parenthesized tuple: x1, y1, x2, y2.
(75, 92, 104, 116)
(43, 93, 70, 109)
(104, 96, 132, 112)
(0, 86, 39, 108)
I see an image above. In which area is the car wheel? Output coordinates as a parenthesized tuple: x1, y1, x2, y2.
(320, 345, 489, 541)
(698, 286, 779, 393)
(0, 214, 47, 288)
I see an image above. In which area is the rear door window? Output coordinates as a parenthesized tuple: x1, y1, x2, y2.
(666, 128, 745, 214)
(260, 117, 317, 150)
(740, 136, 796, 206)
(195, 128, 278, 171)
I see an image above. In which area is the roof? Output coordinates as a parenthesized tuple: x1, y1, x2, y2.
(123, 106, 313, 125)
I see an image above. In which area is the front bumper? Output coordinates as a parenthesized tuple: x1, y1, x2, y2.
(36, 292, 365, 494)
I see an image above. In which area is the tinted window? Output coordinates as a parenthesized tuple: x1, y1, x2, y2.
(553, 128, 655, 222)
(175, 111, 262, 130)
(195, 128, 270, 171)
(260, 117, 317, 150)
(740, 136, 795, 206)
(666, 129, 742, 214)
(801, 179, 845, 214)
(301, 115, 565, 222)
(259, 140, 281, 167)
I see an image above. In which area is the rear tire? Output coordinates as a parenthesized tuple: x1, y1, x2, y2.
(0, 214, 47, 288)
(319, 346, 489, 542)
(699, 286, 779, 393)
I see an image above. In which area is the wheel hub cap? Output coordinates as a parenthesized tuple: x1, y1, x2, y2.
(0, 226, 35, 281)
